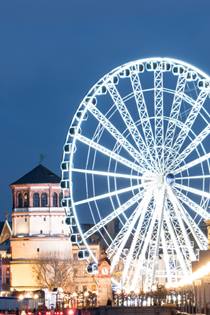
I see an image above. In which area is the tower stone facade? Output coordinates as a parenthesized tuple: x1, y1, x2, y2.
(96, 256, 112, 306)
(10, 164, 71, 290)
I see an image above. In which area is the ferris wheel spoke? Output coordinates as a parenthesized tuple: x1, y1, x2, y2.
(154, 69, 164, 170)
(174, 182, 210, 200)
(166, 199, 193, 266)
(163, 87, 196, 107)
(124, 196, 155, 289)
(175, 174, 210, 180)
(164, 210, 190, 275)
(72, 167, 142, 180)
(109, 205, 143, 273)
(75, 133, 144, 174)
(83, 190, 144, 240)
(174, 152, 210, 175)
(161, 229, 172, 283)
(106, 81, 152, 168)
(172, 187, 209, 220)
(164, 73, 187, 166)
(74, 183, 143, 207)
(170, 89, 209, 165)
(143, 188, 166, 290)
(130, 72, 156, 162)
(167, 187, 196, 260)
(87, 104, 149, 169)
(171, 188, 208, 249)
(107, 210, 138, 262)
(171, 124, 210, 171)
(161, 226, 178, 284)
(130, 196, 160, 291)
(121, 191, 153, 285)
(130, 197, 155, 264)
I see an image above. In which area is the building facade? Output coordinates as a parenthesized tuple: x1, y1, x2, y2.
(10, 164, 71, 291)
(192, 220, 210, 314)
(0, 221, 12, 292)
(9, 164, 102, 298)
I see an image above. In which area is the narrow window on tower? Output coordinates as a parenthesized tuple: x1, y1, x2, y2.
(41, 193, 48, 207)
(23, 193, 29, 207)
(17, 193, 23, 208)
(59, 192, 63, 207)
(53, 192, 58, 207)
(33, 193, 40, 207)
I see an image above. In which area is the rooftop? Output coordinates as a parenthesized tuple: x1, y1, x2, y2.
(0, 239, 10, 252)
(11, 164, 61, 185)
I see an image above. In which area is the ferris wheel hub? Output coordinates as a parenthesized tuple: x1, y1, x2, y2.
(142, 172, 165, 190)
(165, 173, 175, 185)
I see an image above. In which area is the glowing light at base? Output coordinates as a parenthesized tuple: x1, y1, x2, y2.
(166, 261, 210, 288)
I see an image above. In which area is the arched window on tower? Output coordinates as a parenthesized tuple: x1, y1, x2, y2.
(59, 192, 63, 207)
(41, 193, 48, 207)
(23, 193, 29, 207)
(33, 193, 40, 207)
(53, 192, 58, 207)
(17, 193, 23, 208)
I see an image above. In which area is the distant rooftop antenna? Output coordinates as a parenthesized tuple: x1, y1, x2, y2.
(39, 153, 45, 164)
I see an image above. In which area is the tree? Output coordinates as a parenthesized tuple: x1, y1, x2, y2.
(33, 252, 74, 292)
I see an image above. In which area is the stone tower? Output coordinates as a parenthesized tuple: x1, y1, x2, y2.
(10, 164, 71, 290)
(96, 255, 112, 306)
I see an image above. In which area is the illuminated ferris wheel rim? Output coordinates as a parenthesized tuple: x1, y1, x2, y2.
(61, 56, 210, 292)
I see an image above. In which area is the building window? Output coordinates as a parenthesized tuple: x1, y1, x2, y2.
(37, 248, 40, 252)
(41, 193, 48, 207)
(25, 217, 27, 222)
(59, 192, 63, 207)
(33, 193, 40, 207)
(52, 192, 58, 207)
(43, 217, 46, 221)
(40, 230, 43, 234)
(17, 193, 23, 208)
(23, 193, 29, 207)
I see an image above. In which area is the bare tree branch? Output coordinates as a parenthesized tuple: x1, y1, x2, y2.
(33, 252, 74, 292)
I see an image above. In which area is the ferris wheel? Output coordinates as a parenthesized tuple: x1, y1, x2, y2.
(61, 57, 210, 292)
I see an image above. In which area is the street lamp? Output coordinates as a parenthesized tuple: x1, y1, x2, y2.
(25, 292, 31, 299)
(33, 294, 39, 312)
(71, 292, 77, 308)
(57, 288, 64, 309)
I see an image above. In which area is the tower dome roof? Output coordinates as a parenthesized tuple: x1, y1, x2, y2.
(11, 164, 60, 185)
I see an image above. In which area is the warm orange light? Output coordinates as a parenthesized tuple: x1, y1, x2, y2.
(167, 261, 210, 288)
(33, 294, 39, 300)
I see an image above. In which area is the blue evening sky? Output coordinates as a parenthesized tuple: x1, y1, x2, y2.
(0, 0, 210, 217)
